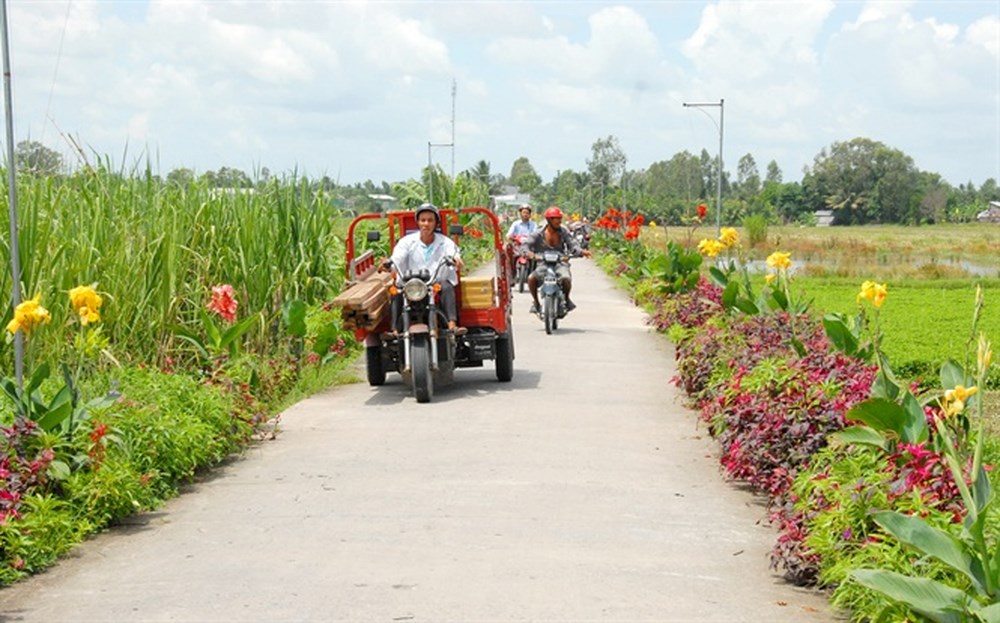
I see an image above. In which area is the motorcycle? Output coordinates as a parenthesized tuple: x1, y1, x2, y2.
(509, 234, 535, 293)
(343, 207, 515, 404)
(537, 250, 569, 335)
(385, 255, 458, 403)
(570, 223, 591, 250)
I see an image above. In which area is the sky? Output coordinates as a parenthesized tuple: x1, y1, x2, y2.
(4, 0, 999, 188)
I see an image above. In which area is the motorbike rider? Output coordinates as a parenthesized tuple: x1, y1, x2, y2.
(506, 204, 537, 239)
(383, 203, 466, 334)
(523, 206, 592, 314)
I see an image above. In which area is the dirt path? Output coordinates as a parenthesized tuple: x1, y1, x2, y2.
(0, 259, 839, 622)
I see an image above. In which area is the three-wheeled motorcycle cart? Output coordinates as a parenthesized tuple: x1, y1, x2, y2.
(336, 207, 515, 402)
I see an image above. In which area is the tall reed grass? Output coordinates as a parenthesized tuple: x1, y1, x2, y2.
(0, 166, 347, 371)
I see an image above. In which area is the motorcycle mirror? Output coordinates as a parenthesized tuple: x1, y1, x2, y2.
(449, 224, 464, 236)
(366, 230, 381, 242)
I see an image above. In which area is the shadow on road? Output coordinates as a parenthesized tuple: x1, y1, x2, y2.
(362, 367, 543, 405)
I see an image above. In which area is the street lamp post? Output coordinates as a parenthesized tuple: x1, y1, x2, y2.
(682, 98, 724, 236)
(427, 140, 453, 205)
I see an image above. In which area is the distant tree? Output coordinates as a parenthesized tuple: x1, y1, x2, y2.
(509, 156, 541, 193)
(217, 167, 252, 188)
(166, 167, 195, 187)
(980, 178, 1000, 203)
(736, 153, 761, 199)
(586, 135, 626, 188)
(15, 140, 63, 176)
(914, 172, 950, 224)
(765, 160, 782, 184)
(699, 148, 730, 200)
(552, 169, 581, 211)
(643, 151, 704, 224)
(803, 137, 919, 224)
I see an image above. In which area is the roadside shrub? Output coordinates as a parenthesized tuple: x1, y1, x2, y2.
(743, 214, 768, 247)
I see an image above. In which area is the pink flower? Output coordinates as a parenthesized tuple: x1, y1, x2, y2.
(207, 284, 238, 323)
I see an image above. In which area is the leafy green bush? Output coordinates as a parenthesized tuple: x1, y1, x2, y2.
(743, 214, 769, 247)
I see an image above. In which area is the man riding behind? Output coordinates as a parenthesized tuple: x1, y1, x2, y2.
(522, 206, 591, 314)
(506, 204, 538, 239)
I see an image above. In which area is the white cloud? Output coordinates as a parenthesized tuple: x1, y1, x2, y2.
(967, 15, 1000, 57)
(4, 1, 997, 186)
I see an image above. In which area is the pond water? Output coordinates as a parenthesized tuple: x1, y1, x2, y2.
(736, 257, 999, 278)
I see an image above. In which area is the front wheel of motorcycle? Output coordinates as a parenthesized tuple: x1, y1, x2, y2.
(517, 265, 527, 293)
(544, 294, 557, 335)
(411, 335, 434, 403)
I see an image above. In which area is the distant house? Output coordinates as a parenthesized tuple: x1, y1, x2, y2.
(976, 201, 1000, 223)
(490, 190, 532, 217)
(368, 194, 397, 213)
(814, 209, 835, 227)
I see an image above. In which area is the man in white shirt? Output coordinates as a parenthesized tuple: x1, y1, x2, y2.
(506, 204, 538, 239)
(387, 203, 466, 333)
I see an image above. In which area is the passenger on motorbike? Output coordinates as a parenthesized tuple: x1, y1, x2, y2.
(506, 204, 537, 239)
(523, 206, 591, 314)
(383, 203, 466, 334)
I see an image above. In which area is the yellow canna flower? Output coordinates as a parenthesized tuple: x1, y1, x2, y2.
(69, 285, 103, 326)
(857, 280, 888, 308)
(719, 227, 739, 248)
(942, 385, 978, 418)
(766, 251, 792, 270)
(945, 385, 978, 403)
(979, 335, 994, 374)
(765, 273, 777, 286)
(871, 282, 887, 308)
(69, 285, 102, 314)
(649, 221, 657, 228)
(697, 238, 725, 258)
(6, 292, 52, 335)
(79, 306, 101, 326)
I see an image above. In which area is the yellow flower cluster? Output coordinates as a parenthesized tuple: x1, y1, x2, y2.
(69, 285, 103, 326)
(6, 293, 52, 335)
(766, 251, 792, 270)
(719, 227, 739, 247)
(697, 227, 740, 258)
(857, 280, 888, 308)
(942, 384, 978, 418)
(697, 238, 726, 257)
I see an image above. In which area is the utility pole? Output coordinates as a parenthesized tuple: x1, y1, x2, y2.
(450, 78, 456, 178)
(2, 0, 24, 386)
(682, 98, 725, 236)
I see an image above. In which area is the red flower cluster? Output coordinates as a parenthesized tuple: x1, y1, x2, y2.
(466, 227, 484, 239)
(594, 208, 645, 240)
(207, 284, 238, 323)
(697, 203, 708, 220)
(88, 421, 110, 468)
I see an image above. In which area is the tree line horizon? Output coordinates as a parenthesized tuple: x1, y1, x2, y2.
(13, 135, 1000, 227)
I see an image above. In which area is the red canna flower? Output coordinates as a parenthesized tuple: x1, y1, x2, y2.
(207, 284, 238, 323)
(697, 203, 707, 220)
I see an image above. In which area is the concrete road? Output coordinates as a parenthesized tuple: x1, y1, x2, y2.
(0, 259, 839, 622)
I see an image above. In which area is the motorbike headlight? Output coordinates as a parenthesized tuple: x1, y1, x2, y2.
(402, 278, 429, 302)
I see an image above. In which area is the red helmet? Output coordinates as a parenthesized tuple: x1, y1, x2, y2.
(544, 206, 563, 219)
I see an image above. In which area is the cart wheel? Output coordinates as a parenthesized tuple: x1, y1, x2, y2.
(495, 333, 514, 382)
(366, 345, 386, 386)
